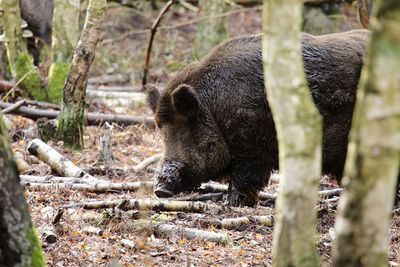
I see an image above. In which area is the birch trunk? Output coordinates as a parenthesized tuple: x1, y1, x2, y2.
(192, 0, 228, 59)
(263, 1, 322, 266)
(332, 0, 400, 266)
(57, 0, 107, 149)
(48, 0, 80, 103)
(0, 114, 45, 267)
(1, 0, 47, 101)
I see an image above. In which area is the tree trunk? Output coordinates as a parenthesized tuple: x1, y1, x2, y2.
(192, 0, 228, 59)
(0, 114, 45, 267)
(1, 0, 47, 101)
(263, 1, 322, 266)
(48, 0, 81, 103)
(332, 1, 400, 266)
(56, 0, 107, 149)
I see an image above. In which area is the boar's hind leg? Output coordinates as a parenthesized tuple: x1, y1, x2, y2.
(227, 161, 271, 207)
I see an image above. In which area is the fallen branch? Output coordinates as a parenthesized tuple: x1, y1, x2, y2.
(200, 182, 277, 200)
(156, 224, 231, 244)
(1, 99, 26, 113)
(204, 215, 274, 229)
(86, 90, 147, 109)
(72, 198, 228, 213)
(174, 192, 224, 202)
(0, 100, 154, 126)
(27, 139, 97, 180)
(22, 180, 154, 193)
(20, 175, 105, 184)
(88, 74, 130, 85)
(133, 154, 162, 172)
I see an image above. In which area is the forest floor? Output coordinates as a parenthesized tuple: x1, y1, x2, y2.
(2, 2, 400, 266)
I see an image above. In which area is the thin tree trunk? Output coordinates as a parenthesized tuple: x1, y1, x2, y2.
(332, 1, 400, 266)
(192, 0, 228, 59)
(0, 114, 45, 267)
(263, 1, 322, 266)
(57, 0, 107, 149)
(48, 0, 81, 103)
(1, 0, 47, 101)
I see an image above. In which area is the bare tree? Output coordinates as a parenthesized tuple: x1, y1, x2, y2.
(332, 1, 400, 266)
(56, 0, 107, 149)
(48, 0, 81, 103)
(0, 114, 45, 266)
(1, 0, 47, 101)
(263, 0, 322, 266)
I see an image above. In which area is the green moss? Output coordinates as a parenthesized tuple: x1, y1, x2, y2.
(57, 103, 85, 149)
(15, 53, 48, 101)
(48, 62, 70, 103)
(26, 227, 45, 267)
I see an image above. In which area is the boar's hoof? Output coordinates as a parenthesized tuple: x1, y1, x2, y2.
(154, 186, 174, 198)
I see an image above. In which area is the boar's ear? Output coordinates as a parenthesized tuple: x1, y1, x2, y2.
(171, 84, 199, 120)
(144, 84, 160, 113)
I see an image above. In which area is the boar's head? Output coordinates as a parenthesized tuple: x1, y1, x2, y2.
(146, 84, 231, 198)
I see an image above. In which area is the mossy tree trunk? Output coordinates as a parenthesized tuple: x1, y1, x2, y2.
(332, 1, 400, 266)
(48, 0, 81, 103)
(0, 114, 45, 267)
(192, 0, 228, 60)
(1, 0, 47, 101)
(57, 0, 106, 149)
(263, 1, 322, 266)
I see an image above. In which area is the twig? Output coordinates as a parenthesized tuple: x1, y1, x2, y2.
(142, 0, 177, 87)
(1, 69, 35, 101)
(319, 188, 344, 198)
(0, 100, 155, 126)
(101, 6, 261, 45)
(52, 209, 64, 225)
(133, 154, 162, 172)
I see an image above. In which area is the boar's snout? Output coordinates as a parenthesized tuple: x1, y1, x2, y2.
(153, 160, 184, 198)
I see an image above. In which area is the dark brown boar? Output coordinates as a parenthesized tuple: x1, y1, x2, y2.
(148, 30, 370, 207)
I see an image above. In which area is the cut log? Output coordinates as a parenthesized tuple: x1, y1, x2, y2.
(0, 100, 155, 126)
(27, 139, 97, 180)
(156, 224, 231, 244)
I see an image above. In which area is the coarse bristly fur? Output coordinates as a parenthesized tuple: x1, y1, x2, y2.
(149, 30, 370, 206)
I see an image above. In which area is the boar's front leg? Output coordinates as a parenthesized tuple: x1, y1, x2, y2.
(227, 160, 272, 207)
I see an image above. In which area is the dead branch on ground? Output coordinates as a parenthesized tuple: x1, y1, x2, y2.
(0, 100, 154, 126)
(156, 224, 231, 244)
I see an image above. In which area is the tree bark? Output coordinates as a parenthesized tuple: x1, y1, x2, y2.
(263, 1, 322, 266)
(57, 0, 107, 149)
(332, 1, 400, 266)
(48, 0, 81, 103)
(192, 0, 228, 59)
(0, 114, 45, 267)
(1, 0, 47, 101)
